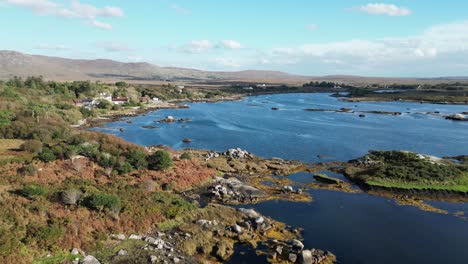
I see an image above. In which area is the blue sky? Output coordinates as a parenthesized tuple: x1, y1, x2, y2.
(1, 0, 468, 77)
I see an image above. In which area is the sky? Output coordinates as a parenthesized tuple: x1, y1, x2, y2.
(1, 0, 468, 77)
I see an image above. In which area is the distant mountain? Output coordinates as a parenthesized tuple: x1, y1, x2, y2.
(0, 50, 307, 83)
(1, 51, 466, 84)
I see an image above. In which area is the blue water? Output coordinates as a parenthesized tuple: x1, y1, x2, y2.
(94, 93, 468, 264)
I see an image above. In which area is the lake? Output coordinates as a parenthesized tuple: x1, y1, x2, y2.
(94, 93, 468, 264)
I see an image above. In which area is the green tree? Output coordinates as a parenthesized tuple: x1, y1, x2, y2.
(97, 99, 113, 110)
(147, 150, 173, 171)
(115, 81, 128, 88)
(38, 147, 56, 162)
(127, 149, 148, 169)
(86, 193, 121, 213)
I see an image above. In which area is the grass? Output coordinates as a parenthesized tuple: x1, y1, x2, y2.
(92, 239, 146, 263)
(366, 178, 468, 193)
(313, 173, 343, 184)
(0, 139, 31, 165)
(34, 251, 79, 264)
(348, 151, 468, 194)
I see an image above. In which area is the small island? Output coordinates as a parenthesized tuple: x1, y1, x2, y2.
(342, 150, 468, 200)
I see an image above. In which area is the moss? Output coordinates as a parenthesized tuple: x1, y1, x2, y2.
(313, 173, 343, 184)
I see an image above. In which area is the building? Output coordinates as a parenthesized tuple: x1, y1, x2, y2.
(112, 97, 129, 105)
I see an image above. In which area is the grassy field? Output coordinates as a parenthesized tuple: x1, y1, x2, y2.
(0, 139, 30, 165)
(366, 175, 468, 193)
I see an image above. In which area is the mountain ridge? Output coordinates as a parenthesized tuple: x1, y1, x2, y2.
(1, 50, 467, 84)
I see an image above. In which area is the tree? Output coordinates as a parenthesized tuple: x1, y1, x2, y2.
(20, 140, 43, 154)
(147, 150, 173, 171)
(127, 149, 148, 169)
(97, 99, 113, 110)
(38, 147, 56, 162)
(86, 193, 121, 213)
(115, 81, 128, 89)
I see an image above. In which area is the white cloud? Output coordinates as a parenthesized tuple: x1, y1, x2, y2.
(357, 3, 411, 16)
(219, 40, 243, 49)
(307, 24, 318, 30)
(4, 0, 123, 29)
(261, 20, 468, 76)
(35, 43, 68, 51)
(179, 40, 244, 53)
(90, 20, 112, 30)
(96, 42, 135, 53)
(185, 40, 214, 53)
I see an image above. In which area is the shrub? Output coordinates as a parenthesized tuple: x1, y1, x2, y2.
(127, 149, 148, 169)
(51, 144, 66, 159)
(38, 147, 56, 162)
(117, 161, 133, 175)
(20, 140, 43, 154)
(97, 153, 117, 168)
(86, 193, 121, 213)
(141, 180, 158, 192)
(97, 100, 113, 110)
(77, 142, 99, 159)
(0, 226, 22, 257)
(180, 152, 192, 160)
(18, 164, 37, 176)
(147, 150, 173, 171)
(25, 222, 64, 250)
(79, 107, 94, 118)
(18, 184, 46, 199)
(61, 189, 82, 205)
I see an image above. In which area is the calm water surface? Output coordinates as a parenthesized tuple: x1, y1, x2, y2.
(94, 93, 468, 264)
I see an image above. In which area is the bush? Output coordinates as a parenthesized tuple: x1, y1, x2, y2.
(147, 150, 173, 171)
(61, 189, 82, 205)
(38, 147, 56, 162)
(20, 140, 43, 154)
(18, 184, 46, 199)
(96, 99, 113, 110)
(25, 222, 64, 250)
(127, 149, 148, 169)
(18, 164, 37, 176)
(117, 161, 133, 174)
(86, 193, 121, 213)
(0, 226, 22, 257)
(180, 152, 192, 160)
(97, 153, 117, 168)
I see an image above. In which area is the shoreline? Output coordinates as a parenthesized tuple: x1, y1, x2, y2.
(342, 96, 468, 105)
(83, 91, 468, 129)
(83, 94, 247, 128)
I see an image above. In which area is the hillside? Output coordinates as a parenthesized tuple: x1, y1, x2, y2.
(0, 50, 305, 83)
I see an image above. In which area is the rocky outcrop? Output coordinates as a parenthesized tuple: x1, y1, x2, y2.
(158, 116, 192, 123)
(208, 177, 267, 203)
(223, 148, 254, 159)
(446, 114, 468, 121)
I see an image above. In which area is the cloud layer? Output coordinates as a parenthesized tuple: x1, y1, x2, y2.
(4, 0, 124, 29)
(357, 3, 411, 16)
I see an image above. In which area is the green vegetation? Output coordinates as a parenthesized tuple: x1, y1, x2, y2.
(148, 150, 173, 171)
(85, 193, 122, 213)
(0, 77, 206, 262)
(180, 152, 192, 160)
(126, 148, 148, 169)
(345, 83, 468, 103)
(347, 151, 468, 192)
(313, 173, 343, 184)
(38, 146, 56, 162)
